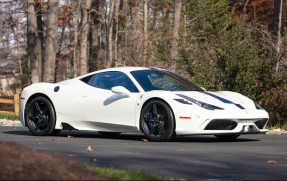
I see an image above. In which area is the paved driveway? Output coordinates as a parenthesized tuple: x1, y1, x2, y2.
(1, 126, 287, 180)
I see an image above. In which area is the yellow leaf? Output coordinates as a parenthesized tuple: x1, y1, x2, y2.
(67, 135, 73, 138)
(142, 139, 148, 142)
(68, 154, 77, 157)
(266, 160, 277, 164)
(87, 145, 95, 151)
(35, 139, 41, 144)
(91, 158, 97, 162)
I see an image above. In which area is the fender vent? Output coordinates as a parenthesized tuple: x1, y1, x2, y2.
(204, 119, 238, 130)
(255, 119, 268, 129)
(62, 123, 78, 130)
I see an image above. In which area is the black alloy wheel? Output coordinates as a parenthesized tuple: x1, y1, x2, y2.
(25, 96, 57, 136)
(140, 100, 175, 141)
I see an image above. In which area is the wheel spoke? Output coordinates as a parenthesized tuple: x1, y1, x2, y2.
(35, 121, 41, 131)
(42, 107, 49, 114)
(35, 102, 42, 114)
(150, 124, 156, 134)
(157, 123, 166, 135)
(29, 116, 38, 122)
(159, 114, 167, 120)
(152, 104, 158, 117)
(143, 115, 151, 122)
(42, 118, 49, 126)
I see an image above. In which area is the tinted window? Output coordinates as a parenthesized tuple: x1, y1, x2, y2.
(131, 70, 203, 92)
(80, 74, 94, 84)
(89, 71, 139, 92)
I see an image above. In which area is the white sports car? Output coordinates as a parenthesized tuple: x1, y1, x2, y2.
(19, 67, 269, 141)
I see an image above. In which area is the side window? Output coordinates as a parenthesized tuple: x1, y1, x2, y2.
(90, 72, 139, 93)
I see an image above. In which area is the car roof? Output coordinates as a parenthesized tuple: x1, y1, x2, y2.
(75, 66, 164, 80)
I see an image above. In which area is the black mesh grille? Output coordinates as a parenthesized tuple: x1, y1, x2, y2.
(255, 119, 268, 129)
(204, 119, 238, 130)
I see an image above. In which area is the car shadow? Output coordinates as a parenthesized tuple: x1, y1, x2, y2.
(3, 129, 260, 143)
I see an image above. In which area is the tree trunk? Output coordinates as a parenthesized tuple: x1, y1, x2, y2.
(123, 0, 129, 66)
(275, 0, 283, 73)
(143, 0, 148, 66)
(35, 0, 44, 82)
(99, 0, 107, 68)
(67, 0, 74, 78)
(79, 0, 92, 75)
(89, 0, 100, 71)
(106, 0, 115, 68)
(43, 0, 59, 82)
(170, 0, 182, 58)
(27, 0, 39, 83)
(131, 0, 142, 65)
(73, 0, 81, 77)
(114, 0, 120, 67)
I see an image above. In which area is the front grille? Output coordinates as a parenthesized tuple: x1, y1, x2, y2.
(204, 119, 238, 130)
(255, 119, 268, 129)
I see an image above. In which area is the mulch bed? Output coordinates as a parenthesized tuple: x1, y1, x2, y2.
(0, 141, 108, 180)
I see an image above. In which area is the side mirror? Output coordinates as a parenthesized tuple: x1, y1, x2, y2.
(111, 86, 132, 97)
(201, 87, 206, 91)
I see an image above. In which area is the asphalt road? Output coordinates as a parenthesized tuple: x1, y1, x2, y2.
(1, 126, 287, 180)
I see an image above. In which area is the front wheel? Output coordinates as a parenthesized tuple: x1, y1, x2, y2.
(140, 100, 175, 142)
(25, 96, 57, 136)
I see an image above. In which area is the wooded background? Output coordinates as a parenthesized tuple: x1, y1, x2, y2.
(0, 0, 286, 126)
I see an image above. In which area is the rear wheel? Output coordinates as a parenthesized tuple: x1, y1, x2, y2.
(25, 96, 57, 136)
(215, 134, 240, 140)
(140, 100, 175, 142)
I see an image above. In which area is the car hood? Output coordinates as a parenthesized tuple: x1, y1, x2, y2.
(171, 91, 256, 110)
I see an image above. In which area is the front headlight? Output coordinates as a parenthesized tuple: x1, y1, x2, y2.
(176, 94, 224, 110)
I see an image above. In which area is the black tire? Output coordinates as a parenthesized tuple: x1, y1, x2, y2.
(215, 134, 240, 140)
(25, 96, 57, 136)
(140, 100, 175, 142)
(98, 132, 121, 136)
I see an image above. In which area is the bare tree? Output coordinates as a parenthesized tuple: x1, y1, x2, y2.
(106, 0, 115, 68)
(170, 0, 182, 58)
(36, 0, 44, 82)
(27, 0, 39, 83)
(43, 0, 59, 82)
(79, 0, 92, 75)
(143, 0, 148, 66)
(114, 0, 120, 67)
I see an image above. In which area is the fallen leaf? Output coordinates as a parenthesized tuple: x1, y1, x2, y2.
(35, 139, 41, 144)
(91, 158, 97, 162)
(67, 135, 73, 138)
(68, 154, 77, 157)
(52, 138, 59, 141)
(266, 160, 277, 164)
(142, 139, 148, 142)
(6, 135, 11, 138)
(87, 145, 95, 151)
(176, 150, 185, 152)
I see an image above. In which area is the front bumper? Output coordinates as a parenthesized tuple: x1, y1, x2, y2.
(174, 106, 269, 135)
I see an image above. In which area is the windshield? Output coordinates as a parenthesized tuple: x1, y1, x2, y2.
(131, 69, 203, 92)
